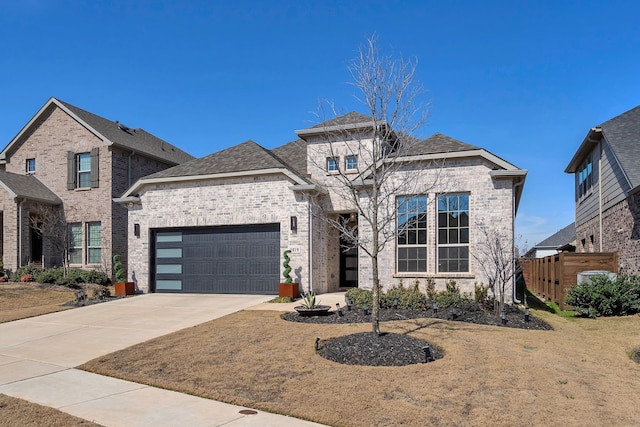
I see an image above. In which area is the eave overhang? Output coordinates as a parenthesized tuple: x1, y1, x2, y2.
(565, 127, 602, 173)
(120, 168, 310, 198)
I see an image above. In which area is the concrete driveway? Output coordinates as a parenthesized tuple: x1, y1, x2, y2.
(0, 293, 327, 426)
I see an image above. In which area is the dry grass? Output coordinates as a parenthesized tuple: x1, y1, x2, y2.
(0, 393, 102, 426)
(80, 308, 640, 427)
(0, 283, 76, 323)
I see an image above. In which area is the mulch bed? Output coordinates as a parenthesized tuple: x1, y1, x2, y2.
(283, 302, 552, 367)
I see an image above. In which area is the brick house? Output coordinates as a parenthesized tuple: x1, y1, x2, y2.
(118, 112, 526, 296)
(0, 97, 194, 276)
(565, 105, 640, 274)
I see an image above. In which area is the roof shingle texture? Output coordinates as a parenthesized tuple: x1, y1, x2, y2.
(0, 171, 61, 204)
(408, 133, 479, 155)
(535, 222, 576, 248)
(145, 140, 299, 180)
(58, 99, 194, 165)
(599, 105, 640, 190)
(310, 112, 372, 128)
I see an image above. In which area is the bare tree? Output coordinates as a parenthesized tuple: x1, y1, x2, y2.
(471, 223, 515, 315)
(309, 37, 437, 335)
(28, 204, 70, 273)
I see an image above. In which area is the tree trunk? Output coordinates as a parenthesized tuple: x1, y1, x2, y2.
(371, 255, 381, 335)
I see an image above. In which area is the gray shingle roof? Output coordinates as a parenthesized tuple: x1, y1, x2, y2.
(57, 99, 194, 165)
(0, 171, 61, 204)
(408, 133, 480, 155)
(599, 105, 640, 190)
(145, 140, 300, 180)
(271, 139, 308, 177)
(310, 112, 372, 129)
(535, 222, 576, 248)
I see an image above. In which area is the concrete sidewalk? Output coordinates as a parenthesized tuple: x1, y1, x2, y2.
(0, 293, 329, 426)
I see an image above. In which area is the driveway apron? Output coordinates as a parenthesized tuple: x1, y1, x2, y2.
(0, 293, 326, 426)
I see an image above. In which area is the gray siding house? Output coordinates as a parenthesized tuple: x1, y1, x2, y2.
(119, 112, 527, 297)
(565, 105, 640, 274)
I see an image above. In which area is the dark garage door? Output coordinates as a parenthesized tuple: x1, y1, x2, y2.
(152, 224, 280, 294)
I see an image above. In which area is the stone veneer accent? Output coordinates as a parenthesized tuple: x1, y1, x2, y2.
(576, 193, 640, 274)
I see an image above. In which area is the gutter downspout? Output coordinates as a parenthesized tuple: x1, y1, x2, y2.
(308, 194, 313, 294)
(598, 141, 603, 251)
(512, 178, 524, 304)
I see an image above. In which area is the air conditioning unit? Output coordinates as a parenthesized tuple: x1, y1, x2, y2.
(577, 270, 616, 285)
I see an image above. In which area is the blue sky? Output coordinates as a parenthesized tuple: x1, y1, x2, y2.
(1, 1, 639, 248)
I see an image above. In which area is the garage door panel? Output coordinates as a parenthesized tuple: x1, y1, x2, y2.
(153, 224, 280, 294)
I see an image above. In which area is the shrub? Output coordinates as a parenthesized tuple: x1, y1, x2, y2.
(565, 273, 640, 318)
(345, 288, 373, 309)
(79, 269, 111, 286)
(20, 274, 34, 282)
(425, 277, 436, 301)
(35, 267, 64, 284)
(474, 283, 489, 303)
(10, 265, 42, 282)
(434, 280, 471, 309)
(382, 280, 428, 310)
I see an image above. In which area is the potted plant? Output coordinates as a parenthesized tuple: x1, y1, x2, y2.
(113, 254, 135, 296)
(279, 249, 300, 298)
(294, 292, 330, 316)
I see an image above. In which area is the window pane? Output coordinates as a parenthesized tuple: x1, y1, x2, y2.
(157, 264, 182, 274)
(460, 228, 469, 243)
(156, 280, 182, 290)
(69, 249, 82, 264)
(78, 171, 91, 188)
(449, 229, 458, 244)
(418, 230, 427, 245)
(78, 153, 91, 171)
(88, 248, 101, 264)
(157, 248, 182, 258)
(346, 156, 357, 170)
(157, 232, 183, 242)
(87, 223, 101, 246)
(69, 224, 82, 246)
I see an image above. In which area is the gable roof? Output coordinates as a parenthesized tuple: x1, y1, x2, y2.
(534, 222, 576, 249)
(271, 139, 308, 177)
(310, 112, 373, 128)
(0, 170, 61, 204)
(566, 105, 640, 192)
(0, 97, 194, 165)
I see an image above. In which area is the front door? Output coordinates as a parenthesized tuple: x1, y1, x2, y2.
(30, 225, 43, 265)
(339, 214, 358, 287)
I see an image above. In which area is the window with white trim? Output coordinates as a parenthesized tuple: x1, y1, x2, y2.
(345, 155, 358, 171)
(86, 222, 102, 264)
(437, 194, 469, 272)
(326, 157, 339, 172)
(26, 158, 36, 173)
(68, 223, 82, 264)
(76, 153, 91, 188)
(397, 195, 427, 272)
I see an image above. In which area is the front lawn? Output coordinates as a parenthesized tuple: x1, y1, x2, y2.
(0, 283, 76, 323)
(80, 308, 640, 427)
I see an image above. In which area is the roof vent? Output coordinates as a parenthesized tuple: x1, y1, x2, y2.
(116, 121, 135, 134)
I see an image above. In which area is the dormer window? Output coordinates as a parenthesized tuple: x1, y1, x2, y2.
(346, 156, 358, 171)
(26, 158, 36, 174)
(327, 157, 339, 173)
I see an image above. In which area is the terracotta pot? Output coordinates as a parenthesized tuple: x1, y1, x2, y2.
(279, 282, 300, 298)
(114, 282, 135, 296)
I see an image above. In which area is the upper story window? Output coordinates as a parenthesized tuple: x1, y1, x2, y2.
(326, 157, 339, 173)
(77, 153, 91, 188)
(345, 155, 358, 171)
(577, 156, 593, 199)
(437, 193, 470, 273)
(397, 195, 428, 273)
(26, 158, 36, 174)
(67, 148, 99, 189)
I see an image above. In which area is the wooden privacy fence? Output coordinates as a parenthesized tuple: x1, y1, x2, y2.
(520, 252, 618, 310)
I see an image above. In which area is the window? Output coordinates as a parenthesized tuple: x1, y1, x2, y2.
(437, 194, 469, 272)
(68, 223, 82, 264)
(326, 157, 338, 172)
(577, 156, 593, 199)
(67, 148, 99, 189)
(397, 195, 427, 272)
(86, 222, 102, 264)
(77, 153, 91, 188)
(26, 158, 36, 173)
(346, 156, 358, 171)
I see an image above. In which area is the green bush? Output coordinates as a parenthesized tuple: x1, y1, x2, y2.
(9, 265, 42, 282)
(474, 283, 489, 303)
(79, 269, 111, 286)
(35, 267, 64, 284)
(425, 277, 436, 301)
(381, 280, 428, 310)
(11, 266, 110, 287)
(565, 274, 640, 318)
(345, 288, 373, 308)
(434, 280, 471, 308)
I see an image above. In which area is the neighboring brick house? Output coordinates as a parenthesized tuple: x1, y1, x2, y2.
(0, 97, 194, 276)
(565, 105, 640, 274)
(118, 112, 526, 297)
